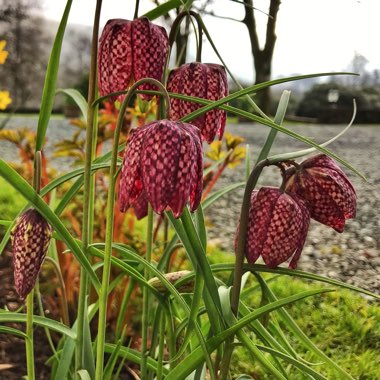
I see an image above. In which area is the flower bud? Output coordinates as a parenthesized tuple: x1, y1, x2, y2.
(167, 62, 228, 143)
(285, 154, 357, 232)
(11, 209, 53, 299)
(238, 187, 310, 269)
(148, 270, 193, 293)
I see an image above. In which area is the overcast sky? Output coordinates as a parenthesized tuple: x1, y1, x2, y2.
(42, 0, 380, 82)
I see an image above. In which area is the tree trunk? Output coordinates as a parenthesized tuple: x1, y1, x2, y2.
(242, 0, 281, 115)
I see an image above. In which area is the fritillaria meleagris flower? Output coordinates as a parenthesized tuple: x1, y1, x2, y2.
(98, 17, 169, 101)
(285, 154, 357, 232)
(167, 62, 228, 144)
(239, 187, 310, 269)
(118, 119, 203, 218)
(11, 209, 53, 299)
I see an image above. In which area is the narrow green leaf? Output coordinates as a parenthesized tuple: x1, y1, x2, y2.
(42, 162, 112, 197)
(168, 92, 364, 180)
(77, 369, 91, 380)
(0, 326, 28, 340)
(57, 88, 88, 122)
(35, 0, 73, 151)
(165, 288, 333, 379)
(53, 281, 121, 380)
(202, 182, 245, 210)
(256, 345, 327, 380)
(276, 104, 356, 164)
(194, 206, 207, 250)
(54, 334, 75, 380)
(104, 344, 169, 375)
(208, 263, 380, 300)
(83, 307, 96, 379)
(218, 286, 287, 380)
(256, 90, 290, 164)
(256, 275, 354, 379)
(0, 159, 100, 291)
(180, 208, 222, 315)
(103, 338, 123, 380)
(91, 242, 214, 373)
(237, 329, 287, 380)
(0, 312, 75, 339)
(143, 0, 183, 20)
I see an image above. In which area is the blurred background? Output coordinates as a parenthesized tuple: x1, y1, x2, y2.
(0, 0, 380, 121)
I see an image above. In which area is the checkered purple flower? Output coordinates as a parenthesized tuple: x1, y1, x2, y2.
(167, 62, 228, 143)
(98, 17, 169, 101)
(239, 187, 310, 269)
(118, 120, 203, 218)
(285, 154, 357, 232)
(11, 209, 53, 299)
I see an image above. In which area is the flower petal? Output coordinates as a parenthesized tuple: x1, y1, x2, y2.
(98, 19, 133, 101)
(118, 126, 147, 212)
(132, 17, 169, 100)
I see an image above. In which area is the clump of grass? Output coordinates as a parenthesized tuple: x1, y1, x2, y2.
(232, 271, 380, 379)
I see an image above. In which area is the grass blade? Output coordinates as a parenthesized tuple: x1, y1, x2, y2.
(255, 274, 354, 379)
(0, 312, 75, 339)
(35, 0, 73, 152)
(57, 88, 88, 122)
(165, 288, 333, 379)
(143, 0, 183, 20)
(208, 263, 380, 300)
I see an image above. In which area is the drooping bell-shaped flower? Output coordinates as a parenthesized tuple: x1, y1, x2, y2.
(118, 119, 203, 218)
(285, 154, 357, 232)
(239, 187, 310, 269)
(167, 62, 228, 143)
(11, 209, 53, 299)
(98, 17, 169, 101)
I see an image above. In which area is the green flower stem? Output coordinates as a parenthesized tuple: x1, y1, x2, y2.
(45, 256, 70, 326)
(25, 150, 42, 380)
(156, 310, 166, 380)
(115, 279, 135, 339)
(220, 159, 270, 380)
(168, 10, 203, 62)
(25, 290, 35, 380)
(133, 0, 140, 19)
(141, 205, 154, 379)
(76, 0, 102, 373)
(35, 281, 57, 359)
(95, 78, 170, 380)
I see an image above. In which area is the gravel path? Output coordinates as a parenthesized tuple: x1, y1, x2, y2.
(1, 117, 379, 293)
(206, 122, 380, 294)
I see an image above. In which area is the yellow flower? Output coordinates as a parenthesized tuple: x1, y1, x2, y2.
(0, 40, 9, 64)
(0, 91, 12, 110)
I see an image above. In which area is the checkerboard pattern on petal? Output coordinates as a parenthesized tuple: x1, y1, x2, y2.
(285, 154, 357, 232)
(11, 209, 53, 299)
(237, 187, 310, 269)
(118, 120, 203, 218)
(98, 17, 169, 102)
(167, 62, 228, 143)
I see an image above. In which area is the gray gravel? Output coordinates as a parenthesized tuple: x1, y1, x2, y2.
(206, 122, 380, 294)
(1, 116, 379, 293)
